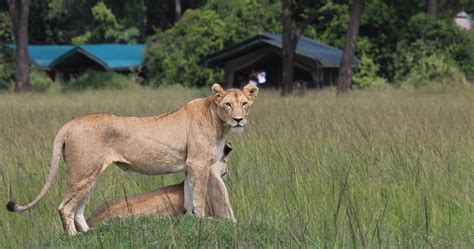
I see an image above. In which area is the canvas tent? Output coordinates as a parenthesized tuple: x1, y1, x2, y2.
(5, 44, 145, 82)
(200, 33, 358, 88)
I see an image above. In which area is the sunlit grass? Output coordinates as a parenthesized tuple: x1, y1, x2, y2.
(0, 86, 472, 248)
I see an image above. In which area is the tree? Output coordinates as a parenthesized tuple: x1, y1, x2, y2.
(281, 0, 320, 96)
(7, 0, 31, 92)
(427, 0, 437, 18)
(336, 0, 364, 94)
(175, 0, 182, 21)
(71, 2, 140, 44)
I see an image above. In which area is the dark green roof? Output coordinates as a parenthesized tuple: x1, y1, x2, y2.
(201, 33, 358, 68)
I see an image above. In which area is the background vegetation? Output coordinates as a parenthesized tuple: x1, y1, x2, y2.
(1, 0, 473, 90)
(1, 87, 472, 247)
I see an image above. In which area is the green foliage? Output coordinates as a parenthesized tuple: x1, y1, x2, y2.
(395, 13, 474, 81)
(403, 54, 467, 88)
(358, 0, 399, 79)
(146, 0, 281, 86)
(146, 9, 227, 86)
(305, 2, 349, 49)
(123, 0, 147, 39)
(63, 70, 137, 91)
(45, 0, 97, 43)
(352, 54, 386, 88)
(0, 47, 15, 91)
(0, 12, 13, 43)
(72, 2, 139, 44)
(31, 70, 54, 92)
(205, 0, 281, 43)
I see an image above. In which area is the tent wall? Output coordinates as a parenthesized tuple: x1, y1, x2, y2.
(222, 46, 336, 88)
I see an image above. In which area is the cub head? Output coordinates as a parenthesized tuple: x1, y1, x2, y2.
(212, 83, 259, 131)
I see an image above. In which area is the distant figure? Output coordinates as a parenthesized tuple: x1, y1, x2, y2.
(249, 70, 266, 85)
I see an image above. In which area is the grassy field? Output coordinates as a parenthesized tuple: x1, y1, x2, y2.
(0, 86, 472, 248)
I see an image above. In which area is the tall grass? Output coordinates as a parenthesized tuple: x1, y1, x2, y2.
(0, 86, 472, 248)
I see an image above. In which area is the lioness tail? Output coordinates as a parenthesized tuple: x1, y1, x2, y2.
(6, 124, 69, 212)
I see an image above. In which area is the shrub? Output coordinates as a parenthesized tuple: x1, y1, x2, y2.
(145, 9, 227, 87)
(353, 54, 387, 88)
(394, 14, 474, 81)
(403, 54, 467, 87)
(63, 70, 137, 92)
(31, 70, 53, 92)
(0, 48, 15, 91)
(0, 12, 13, 43)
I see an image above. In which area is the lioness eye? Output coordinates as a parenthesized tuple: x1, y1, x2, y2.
(242, 102, 248, 106)
(225, 102, 232, 107)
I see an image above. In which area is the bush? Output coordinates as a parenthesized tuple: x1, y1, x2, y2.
(31, 70, 53, 92)
(353, 54, 387, 88)
(0, 48, 15, 91)
(394, 14, 474, 81)
(146, 9, 227, 87)
(403, 54, 467, 87)
(63, 70, 137, 92)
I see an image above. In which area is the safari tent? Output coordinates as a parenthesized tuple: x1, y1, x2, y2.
(5, 44, 145, 82)
(200, 33, 358, 88)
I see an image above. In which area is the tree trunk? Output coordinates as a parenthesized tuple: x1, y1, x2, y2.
(427, 0, 437, 18)
(281, 0, 296, 96)
(336, 0, 364, 95)
(175, 0, 182, 21)
(7, 0, 31, 92)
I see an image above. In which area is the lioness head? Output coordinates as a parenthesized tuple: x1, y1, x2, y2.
(212, 83, 259, 131)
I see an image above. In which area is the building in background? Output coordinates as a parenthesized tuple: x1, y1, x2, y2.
(4, 44, 145, 84)
(200, 33, 358, 89)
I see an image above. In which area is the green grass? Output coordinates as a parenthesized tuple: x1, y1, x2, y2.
(46, 216, 292, 248)
(0, 86, 473, 248)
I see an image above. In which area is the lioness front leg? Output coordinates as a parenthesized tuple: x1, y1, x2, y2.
(185, 159, 212, 217)
(207, 163, 236, 223)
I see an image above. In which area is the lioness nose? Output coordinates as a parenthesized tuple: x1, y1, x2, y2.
(233, 117, 243, 123)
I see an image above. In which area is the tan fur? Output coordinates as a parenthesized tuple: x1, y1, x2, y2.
(7, 83, 258, 236)
(87, 161, 234, 226)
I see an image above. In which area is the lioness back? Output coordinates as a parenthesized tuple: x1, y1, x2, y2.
(87, 182, 185, 226)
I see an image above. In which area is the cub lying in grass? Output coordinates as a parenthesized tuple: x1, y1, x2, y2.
(87, 142, 235, 226)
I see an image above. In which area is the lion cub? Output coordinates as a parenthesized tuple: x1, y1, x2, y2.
(87, 142, 235, 226)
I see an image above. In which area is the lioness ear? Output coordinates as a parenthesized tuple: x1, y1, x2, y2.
(243, 82, 259, 101)
(223, 141, 233, 156)
(212, 83, 227, 97)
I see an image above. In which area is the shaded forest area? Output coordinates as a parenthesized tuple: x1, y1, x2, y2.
(0, 0, 473, 92)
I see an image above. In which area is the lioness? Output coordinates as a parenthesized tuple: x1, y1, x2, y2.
(88, 141, 234, 226)
(6, 83, 258, 236)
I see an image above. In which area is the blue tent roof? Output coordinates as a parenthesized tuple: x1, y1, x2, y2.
(5, 44, 74, 69)
(80, 44, 145, 70)
(5, 44, 145, 71)
(201, 33, 358, 68)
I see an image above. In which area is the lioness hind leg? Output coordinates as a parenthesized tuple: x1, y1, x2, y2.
(74, 180, 97, 232)
(59, 161, 106, 236)
(59, 176, 99, 235)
